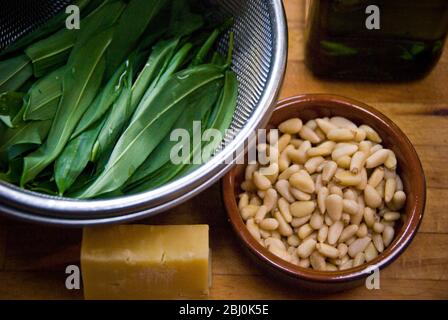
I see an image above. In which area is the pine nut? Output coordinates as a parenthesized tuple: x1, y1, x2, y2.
(343, 188, 358, 201)
(384, 211, 401, 222)
(358, 140, 372, 155)
(354, 128, 367, 142)
(384, 178, 396, 203)
(376, 180, 385, 199)
(246, 218, 261, 241)
(348, 237, 371, 258)
(373, 222, 385, 234)
(290, 139, 303, 148)
(253, 171, 271, 190)
(261, 163, 279, 184)
(304, 156, 325, 174)
(343, 199, 359, 215)
(296, 223, 313, 241)
(337, 243, 348, 258)
(238, 193, 250, 210)
(289, 170, 315, 193)
(326, 263, 338, 271)
(273, 210, 293, 237)
(305, 119, 318, 130)
(279, 118, 303, 134)
(259, 218, 279, 231)
(298, 258, 310, 268)
(365, 149, 390, 168)
(364, 242, 378, 262)
(329, 116, 356, 129)
(339, 224, 359, 243)
(254, 205, 268, 223)
(359, 124, 382, 143)
(289, 201, 316, 218)
(322, 160, 338, 183)
(245, 163, 258, 181)
(364, 185, 382, 208)
(310, 251, 326, 270)
(277, 134, 291, 153)
(316, 118, 337, 135)
(356, 168, 368, 190)
(288, 141, 311, 164)
(383, 225, 395, 246)
(265, 237, 286, 251)
(268, 245, 291, 262)
(278, 197, 293, 223)
(385, 150, 397, 170)
(275, 180, 295, 203)
(307, 141, 336, 157)
(336, 155, 351, 169)
(356, 223, 368, 238)
(328, 221, 344, 245)
(326, 194, 343, 221)
(363, 207, 376, 228)
(392, 190, 406, 210)
(353, 252, 366, 267)
(324, 214, 334, 226)
(345, 237, 357, 246)
(310, 212, 324, 230)
(291, 215, 311, 227)
(263, 188, 278, 211)
(290, 187, 312, 201)
(260, 229, 271, 239)
(316, 243, 339, 259)
(299, 125, 321, 144)
(327, 127, 356, 141)
(368, 167, 385, 188)
(370, 143, 383, 154)
(279, 145, 293, 172)
(318, 225, 329, 243)
(339, 259, 354, 270)
(372, 233, 384, 253)
(287, 234, 300, 247)
(257, 190, 266, 199)
(331, 143, 358, 160)
(241, 205, 259, 220)
(297, 238, 317, 258)
(317, 187, 329, 214)
(278, 164, 300, 180)
(334, 170, 362, 186)
(329, 185, 344, 197)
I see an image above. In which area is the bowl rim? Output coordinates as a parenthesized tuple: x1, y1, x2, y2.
(0, 0, 288, 226)
(223, 94, 426, 283)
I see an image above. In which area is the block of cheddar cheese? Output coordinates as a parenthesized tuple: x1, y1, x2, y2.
(81, 224, 210, 300)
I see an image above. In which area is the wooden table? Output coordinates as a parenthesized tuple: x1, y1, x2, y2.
(1, 0, 447, 299)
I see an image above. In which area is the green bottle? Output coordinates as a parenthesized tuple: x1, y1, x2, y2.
(305, 0, 448, 81)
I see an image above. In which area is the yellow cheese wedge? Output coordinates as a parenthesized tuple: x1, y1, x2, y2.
(81, 224, 210, 300)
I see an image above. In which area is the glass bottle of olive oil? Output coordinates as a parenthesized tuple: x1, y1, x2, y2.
(305, 0, 448, 81)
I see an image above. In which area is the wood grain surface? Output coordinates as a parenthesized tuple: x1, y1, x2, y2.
(1, 0, 447, 300)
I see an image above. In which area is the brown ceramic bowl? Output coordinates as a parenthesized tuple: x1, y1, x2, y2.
(223, 94, 426, 292)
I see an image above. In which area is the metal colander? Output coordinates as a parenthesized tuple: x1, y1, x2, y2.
(0, 0, 287, 225)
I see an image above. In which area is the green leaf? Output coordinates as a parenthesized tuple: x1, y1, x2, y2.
(25, 29, 77, 78)
(169, 0, 204, 37)
(0, 92, 24, 117)
(55, 118, 105, 195)
(0, 0, 92, 57)
(21, 28, 113, 186)
(125, 73, 222, 188)
(0, 120, 52, 159)
(92, 58, 133, 165)
(0, 55, 33, 94)
(202, 70, 238, 161)
(191, 29, 220, 66)
(105, 0, 167, 78)
(23, 67, 64, 121)
(130, 38, 180, 113)
(74, 64, 224, 198)
(71, 62, 127, 138)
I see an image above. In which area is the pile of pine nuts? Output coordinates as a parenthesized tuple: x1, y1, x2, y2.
(238, 116, 407, 271)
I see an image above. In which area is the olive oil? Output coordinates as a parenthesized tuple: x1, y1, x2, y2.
(305, 0, 448, 81)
